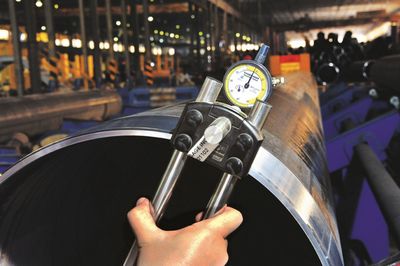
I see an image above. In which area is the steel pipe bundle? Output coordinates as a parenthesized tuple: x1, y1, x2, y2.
(344, 55, 400, 94)
(0, 72, 343, 265)
(0, 90, 122, 143)
(318, 55, 400, 91)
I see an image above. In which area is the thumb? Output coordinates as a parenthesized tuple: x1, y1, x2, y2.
(127, 197, 162, 243)
(204, 207, 243, 238)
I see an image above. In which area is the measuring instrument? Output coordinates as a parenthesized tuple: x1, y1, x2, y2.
(223, 45, 273, 109)
(124, 44, 274, 266)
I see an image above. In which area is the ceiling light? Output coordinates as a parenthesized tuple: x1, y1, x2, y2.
(35, 0, 43, 7)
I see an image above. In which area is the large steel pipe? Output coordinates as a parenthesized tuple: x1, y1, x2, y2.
(0, 72, 343, 265)
(343, 55, 400, 93)
(0, 90, 122, 143)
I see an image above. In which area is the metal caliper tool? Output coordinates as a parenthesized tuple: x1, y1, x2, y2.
(124, 44, 274, 265)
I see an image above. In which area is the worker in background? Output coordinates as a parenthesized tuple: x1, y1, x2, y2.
(312, 31, 329, 57)
(128, 197, 243, 265)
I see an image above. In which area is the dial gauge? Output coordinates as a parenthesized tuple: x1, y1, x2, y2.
(223, 62, 272, 108)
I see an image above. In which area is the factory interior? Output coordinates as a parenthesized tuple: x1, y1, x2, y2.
(0, 0, 400, 265)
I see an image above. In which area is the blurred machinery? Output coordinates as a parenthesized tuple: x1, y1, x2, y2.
(320, 74, 400, 265)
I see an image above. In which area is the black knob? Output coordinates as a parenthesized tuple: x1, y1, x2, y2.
(236, 133, 253, 152)
(173, 134, 192, 152)
(226, 157, 243, 175)
(185, 109, 203, 128)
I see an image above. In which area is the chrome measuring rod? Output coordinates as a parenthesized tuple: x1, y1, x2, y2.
(124, 44, 274, 265)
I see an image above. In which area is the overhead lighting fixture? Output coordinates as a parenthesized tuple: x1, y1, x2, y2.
(159, 31, 164, 36)
(148, 16, 154, 22)
(176, 25, 180, 29)
(35, 0, 43, 7)
(54, 3, 59, 9)
(41, 26, 46, 31)
(116, 20, 121, 26)
(72, 39, 82, 48)
(154, 30, 159, 34)
(235, 33, 240, 38)
(159, 38, 164, 43)
(113, 37, 118, 42)
(198, 31, 203, 36)
(190, 15, 195, 19)
(170, 33, 175, 38)
(88, 40, 95, 49)
(16, 0, 22, 2)
(61, 38, 70, 47)
(0, 29, 9, 41)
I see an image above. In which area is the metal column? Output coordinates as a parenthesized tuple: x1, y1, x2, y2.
(8, 0, 24, 96)
(189, 2, 195, 60)
(24, 0, 41, 93)
(205, 2, 212, 70)
(44, 0, 56, 58)
(194, 5, 201, 67)
(121, 0, 131, 87)
(90, 0, 102, 87)
(130, 0, 141, 81)
(222, 11, 227, 53)
(233, 18, 238, 53)
(142, 0, 151, 62)
(213, 5, 221, 69)
(105, 0, 114, 61)
(78, 0, 89, 89)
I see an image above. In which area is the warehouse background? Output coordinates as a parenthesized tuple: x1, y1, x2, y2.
(0, 0, 399, 266)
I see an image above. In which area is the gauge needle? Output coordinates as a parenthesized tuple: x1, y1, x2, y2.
(244, 68, 256, 89)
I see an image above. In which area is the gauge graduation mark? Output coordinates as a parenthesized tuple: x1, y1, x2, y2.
(224, 64, 269, 108)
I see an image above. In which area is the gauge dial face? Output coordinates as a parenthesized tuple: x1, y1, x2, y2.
(224, 64, 269, 108)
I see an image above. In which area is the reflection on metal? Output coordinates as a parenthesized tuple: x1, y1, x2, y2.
(0, 90, 122, 143)
(0, 72, 342, 265)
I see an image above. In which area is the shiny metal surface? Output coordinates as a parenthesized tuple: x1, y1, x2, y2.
(152, 150, 188, 221)
(247, 100, 272, 130)
(0, 90, 122, 143)
(195, 76, 223, 103)
(123, 150, 187, 266)
(203, 173, 238, 219)
(0, 72, 342, 265)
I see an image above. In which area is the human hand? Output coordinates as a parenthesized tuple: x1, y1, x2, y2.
(127, 197, 243, 266)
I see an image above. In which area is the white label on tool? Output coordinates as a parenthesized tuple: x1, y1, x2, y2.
(188, 136, 219, 162)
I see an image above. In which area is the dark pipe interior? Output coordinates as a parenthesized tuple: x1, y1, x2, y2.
(0, 137, 319, 266)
